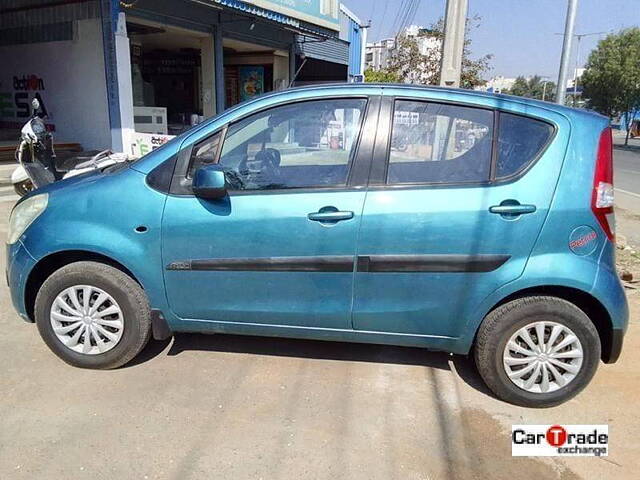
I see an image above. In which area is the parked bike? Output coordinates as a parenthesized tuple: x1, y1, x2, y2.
(12, 98, 130, 196)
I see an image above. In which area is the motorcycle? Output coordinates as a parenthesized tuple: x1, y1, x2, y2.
(12, 98, 131, 196)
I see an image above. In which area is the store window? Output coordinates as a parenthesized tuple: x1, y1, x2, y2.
(128, 22, 207, 136)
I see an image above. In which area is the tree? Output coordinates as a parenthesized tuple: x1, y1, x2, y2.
(582, 28, 640, 145)
(370, 16, 492, 88)
(506, 75, 556, 101)
(364, 67, 401, 83)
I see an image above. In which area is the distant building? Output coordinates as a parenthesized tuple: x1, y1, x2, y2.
(365, 38, 396, 71)
(566, 68, 586, 90)
(475, 76, 518, 94)
(365, 24, 441, 75)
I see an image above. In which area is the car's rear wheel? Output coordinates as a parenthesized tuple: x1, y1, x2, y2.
(35, 261, 151, 369)
(474, 296, 601, 407)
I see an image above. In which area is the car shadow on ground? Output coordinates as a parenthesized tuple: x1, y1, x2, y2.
(130, 333, 496, 399)
(614, 143, 640, 153)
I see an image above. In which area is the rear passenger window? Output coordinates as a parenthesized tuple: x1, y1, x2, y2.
(496, 113, 553, 178)
(387, 100, 493, 184)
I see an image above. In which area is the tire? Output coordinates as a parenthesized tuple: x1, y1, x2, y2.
(35, 261, 151, 369)
(474, 296, 601, 408)
(14, 179, 34, 197)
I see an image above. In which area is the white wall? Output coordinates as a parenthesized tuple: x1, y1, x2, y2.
(0, 18, 112, 150)
(273, 51, 290, 91)
(114, 12, 135, 152)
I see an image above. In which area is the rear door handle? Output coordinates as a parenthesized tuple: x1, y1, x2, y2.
(308, 211, 354, 222)
(489, 202, 536, 217)
(308, 205, 354, 224)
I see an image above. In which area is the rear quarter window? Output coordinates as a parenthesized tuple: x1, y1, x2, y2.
(496, 113, 554, 178)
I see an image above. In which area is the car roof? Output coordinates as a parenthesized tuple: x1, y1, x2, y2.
(271, 82, 607, 122)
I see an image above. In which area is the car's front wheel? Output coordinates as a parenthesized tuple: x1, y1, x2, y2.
(474, 296, 601, 407)
(35, 261, 151, 369)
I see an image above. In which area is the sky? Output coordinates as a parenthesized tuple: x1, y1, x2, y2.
(342, 0, 640, 80)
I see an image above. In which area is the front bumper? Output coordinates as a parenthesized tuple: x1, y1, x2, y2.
(6, 240, 37, 322)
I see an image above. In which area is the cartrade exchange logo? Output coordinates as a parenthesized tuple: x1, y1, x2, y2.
(512, 425, 608, 456)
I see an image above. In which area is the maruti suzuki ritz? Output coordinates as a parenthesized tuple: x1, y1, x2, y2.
(6, 84, 628, 407)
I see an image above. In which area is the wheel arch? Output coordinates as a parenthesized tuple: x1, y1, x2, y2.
(480, 285, 615, 363)
(24, 250, 142, 323)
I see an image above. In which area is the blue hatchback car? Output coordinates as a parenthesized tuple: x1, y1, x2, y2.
(7, 84, 628, 407)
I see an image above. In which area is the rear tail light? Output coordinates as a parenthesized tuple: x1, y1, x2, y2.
(591, 127, 615, 241)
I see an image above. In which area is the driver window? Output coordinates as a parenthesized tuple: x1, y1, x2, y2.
(216, 98, 367, 191)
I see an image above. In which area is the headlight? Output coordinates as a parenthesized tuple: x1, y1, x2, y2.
(7, 194, 48, 244)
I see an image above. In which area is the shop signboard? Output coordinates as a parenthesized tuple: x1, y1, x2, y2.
(244, 0, 340, 31)
(0, 74, 54, 132)
(126, 131, 175, 158)
(239, 66, 265, 102)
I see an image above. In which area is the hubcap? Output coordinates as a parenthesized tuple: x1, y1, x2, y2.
(503, 321, 583, 394)
(50, 285, 124, 355)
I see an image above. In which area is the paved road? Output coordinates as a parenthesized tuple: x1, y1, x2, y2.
(613, 138, 640, 246)
(0, 199, 640, 479)
(614, 144, 640, 198)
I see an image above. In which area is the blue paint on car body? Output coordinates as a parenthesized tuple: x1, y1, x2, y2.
(5, 83, 627, 366)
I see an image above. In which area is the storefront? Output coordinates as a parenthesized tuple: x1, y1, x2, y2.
(0, 0, 363, 155)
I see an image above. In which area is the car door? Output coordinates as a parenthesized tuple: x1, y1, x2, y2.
(353, 96, 565, 339)
(162, 96, 376, 329)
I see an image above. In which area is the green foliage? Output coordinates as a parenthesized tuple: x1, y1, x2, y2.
(367, 16, 492, 89)
(506, 75, 556, 101)
(364, 67, 401, 83)
(582, 28, 640, 119)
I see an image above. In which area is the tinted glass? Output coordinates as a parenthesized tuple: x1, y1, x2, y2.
(387, 101, 494, 184)
(497, 113, 553, 178)
(216, 99, 366, 191)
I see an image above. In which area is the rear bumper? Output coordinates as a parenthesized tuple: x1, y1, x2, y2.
(592, 253, 629, 364)
(6, 240, 36, 322)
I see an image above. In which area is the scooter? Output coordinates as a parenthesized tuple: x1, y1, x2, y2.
(12, 98, 131, 196)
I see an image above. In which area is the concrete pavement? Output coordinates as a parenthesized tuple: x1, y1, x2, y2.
(0, 193, 639, 479)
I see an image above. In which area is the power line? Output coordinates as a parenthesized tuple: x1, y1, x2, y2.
(377, 0, 390, 39)
(398, 0, 417, 34)
(390, 0, 410, 38)
(403, 0, 422, 32)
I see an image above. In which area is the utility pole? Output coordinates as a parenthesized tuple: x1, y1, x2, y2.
(571, 31, 607, 106)
(439, 0, 468, 87)
(556, 0, 578, 105)
(541, 80, 550, 101)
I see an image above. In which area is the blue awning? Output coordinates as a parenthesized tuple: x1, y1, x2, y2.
(210, 0, 336, 38)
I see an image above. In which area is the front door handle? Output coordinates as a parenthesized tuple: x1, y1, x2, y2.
(308, 208, 354, 223)
(489, 201, 536, 217)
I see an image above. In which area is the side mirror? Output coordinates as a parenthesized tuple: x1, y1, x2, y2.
(192, 164, 227, 199)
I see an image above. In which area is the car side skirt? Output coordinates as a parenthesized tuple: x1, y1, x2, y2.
(169, 318, 464, 354)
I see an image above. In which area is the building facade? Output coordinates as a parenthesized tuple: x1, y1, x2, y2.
(0, 0, 364, 155)
(475, 76, 518, 94)
(365, 38, 395, 71)
(364, 25, 440, 78)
